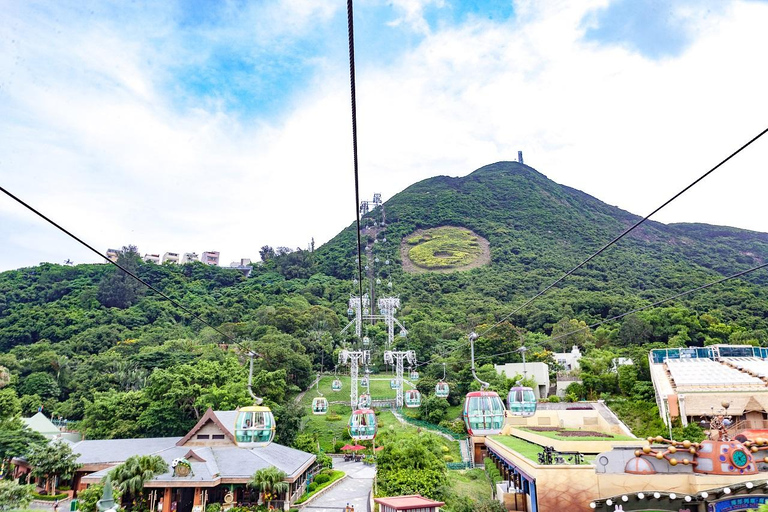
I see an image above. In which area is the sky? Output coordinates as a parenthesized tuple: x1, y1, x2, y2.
(1, 0, 768, 272)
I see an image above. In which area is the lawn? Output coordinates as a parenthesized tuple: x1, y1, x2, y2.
(300, 375, 415, 408)
(446, 468, 492, 501)
(489, 435, 542, 462)
(519, 428, 636, 441)
(405, 226, 485, 269)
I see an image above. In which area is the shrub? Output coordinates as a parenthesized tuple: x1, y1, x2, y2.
(483, 458, 502, 486)
(314, 474, 330, 485)
(206, 504, 222, 512)
(333, 441, 346, 453)
(547, 396, 560, 403)
(308, 482, 318, 492)
(32, 491, 68, 501)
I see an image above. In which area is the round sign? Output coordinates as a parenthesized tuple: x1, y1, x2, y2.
(731, 449, 749, 468)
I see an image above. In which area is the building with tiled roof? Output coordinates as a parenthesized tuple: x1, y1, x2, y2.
(374, 494, 445, 511)
(18, 408, 317, 511)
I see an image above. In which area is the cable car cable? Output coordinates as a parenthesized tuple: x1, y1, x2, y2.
(346, 0, 366, 310)
(0, 185, 249, 351)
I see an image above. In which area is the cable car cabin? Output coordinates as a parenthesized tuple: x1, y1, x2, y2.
(507, 386, 537, 417)
(349, 408, 377, 441)
(409, 371, 419, 381)
(390, 379, 400, 389)
(363, 336, 370, 346)
(404, 389, 421, 408)
(463, 391, 506, 436)
(312, 397, 328, 415)
(358, 393, 371, 408)
(361, 377, 369, 387)
(435, 381, 450, 398)
(332, 379, 342, 391)
(234, 406, 276, 448)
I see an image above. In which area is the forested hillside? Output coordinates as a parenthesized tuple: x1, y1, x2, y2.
(2, 160, 768, 444)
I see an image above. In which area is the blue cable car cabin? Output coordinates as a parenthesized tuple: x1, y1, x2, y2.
(463, 391, 506, 436)
(507, 386, 537, 417)
(435, 381, 449, 398)
(349, 408, 377, 441)
(404, 389, 421, 408)
(409, 370, 419, 381)
(361, 377, 369, 387)
(390, 379, 400, 389)
(312, 397, 328, 415)
(234, 406, 276, 448)
(332, 379, 342, 391)
(358, 393, 371, 408)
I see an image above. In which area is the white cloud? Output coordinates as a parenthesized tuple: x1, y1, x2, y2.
(2, 0, 768, 272)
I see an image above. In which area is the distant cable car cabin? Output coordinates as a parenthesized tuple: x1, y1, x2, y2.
(435, 381, 450, 398)
(463, 391, 506, 436)
(363, 336, 370, 346)
(349, 408, 377, 441)
(507, 386, 537, 417)
(234, 406, 276, 448)
(358, 393, 372, 408)
(409, 370, 419, 381)
(361, 377, 369, 387)
(332, 379, 343, 392)
(390, 379, 400, 389)
(404, 389, 421, 408)
(312, 397, 328, 415)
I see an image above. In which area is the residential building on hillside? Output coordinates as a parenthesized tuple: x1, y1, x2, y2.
(201, 251, 219, 265)
(229, 258, 253, 277)
(495, 362, 550, 398)
(553, 345, 582, 371)
(106, 249, 119, 262)
(181, 252, 199, 264)
(13, 409, 316, 512)
(143, 253, 161, 264)
(162, 252, 180, 264)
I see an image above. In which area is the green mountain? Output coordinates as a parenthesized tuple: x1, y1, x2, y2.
(2, 160, 768, 436)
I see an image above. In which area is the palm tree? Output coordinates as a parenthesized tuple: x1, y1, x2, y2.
(108, 455, 168, 505)
(249, 466, 289, 508)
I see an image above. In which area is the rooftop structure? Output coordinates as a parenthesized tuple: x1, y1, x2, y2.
(143, 253, 160, 264)
(553, 345, 582, 371)
(374, 495, 445, 511)
(649, 345, 768, 432)
(22, 412, 81, 442)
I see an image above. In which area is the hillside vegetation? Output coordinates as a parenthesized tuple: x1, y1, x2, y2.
(0, 161, 766, 450)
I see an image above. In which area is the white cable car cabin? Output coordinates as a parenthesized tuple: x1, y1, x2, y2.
(404, 389, 421, 408)
(358, 393, 371, 408)
(435, 381, 450, 398)
(332, 379, 343, 391)
(409, 370, 419, 381)
(507, 386, 537, 417)
(363, 336, 370, 346)
(361, 377, 369, 387)
(389, 379, 400, 389)
(312, 397, 328, 415)
(462, 391, 506, 436)
(234, 406, 276, 448)
(348, 408, 377, 441)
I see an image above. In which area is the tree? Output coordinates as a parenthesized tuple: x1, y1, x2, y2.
(0, 419, 46, 472)
(0, 389, 21, 420)
(27, 440, 81, 495)
(0, 366, 10, 388)
(97, 246, 145, 308)
(17, 372, 60, 399)
(0, 479, 34, 509)
(75, 483, 123, 512)
(108, 455, 168, 505)
(259, 245, 276, 262)
(419, 395, 449, 424)
(249, 466, 288, 507)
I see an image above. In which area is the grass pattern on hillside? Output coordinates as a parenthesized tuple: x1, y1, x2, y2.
(406, 226, 486, 269)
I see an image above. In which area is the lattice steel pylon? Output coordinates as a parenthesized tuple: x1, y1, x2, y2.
(339, 349, 371, 408)
(384, 350, 416, 407)
(378, 296, 407, 346)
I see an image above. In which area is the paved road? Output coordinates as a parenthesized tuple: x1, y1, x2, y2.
(302, 460, 375, 512)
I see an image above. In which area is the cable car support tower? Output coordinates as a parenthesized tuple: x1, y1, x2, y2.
(384, 349, 416, 407)
(339, 349, 371, 409)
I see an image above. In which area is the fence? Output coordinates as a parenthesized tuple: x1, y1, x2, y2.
(446, 462, 473, 470)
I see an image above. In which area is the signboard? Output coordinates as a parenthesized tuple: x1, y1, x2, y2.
(708, 496, 768, 512)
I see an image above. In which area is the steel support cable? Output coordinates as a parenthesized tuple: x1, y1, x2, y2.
(0, 185, 249, 351)
(476, 126, 768, 340)
(415, 125, 768, 368)
(347, 0, 366, 317)
(474, 260, 768, 364)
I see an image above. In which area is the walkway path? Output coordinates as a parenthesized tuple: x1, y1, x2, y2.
(302, 460, 375, 511)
